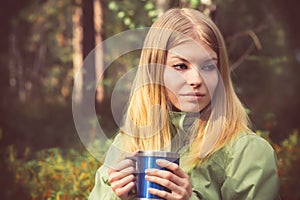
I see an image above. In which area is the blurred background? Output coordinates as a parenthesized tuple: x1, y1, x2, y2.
(0, 0, 299, 199)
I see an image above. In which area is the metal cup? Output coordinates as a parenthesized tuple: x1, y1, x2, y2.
(128, 150, 180, 200)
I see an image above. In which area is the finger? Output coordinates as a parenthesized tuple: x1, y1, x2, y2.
(108, 159, 135, 174)
(110, 174, 136, 192)
(108, 166, 136, 183)
(115, 181, 136, 197)
(133, 150, 141, 156)
(148, 187, 190, 200)
(145, 169, 182, 186)
(145, 174, 179, 192)
(156, 159, 188, 178)
(147, 187, 173, 200)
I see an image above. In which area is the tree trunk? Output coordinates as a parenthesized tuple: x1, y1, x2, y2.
(9, 28, 26, 102)
(94, 0, 104, 103)
(82, 0, 95, 100)
(72, 0, 83, 104)
(8, 33, 17, 89)
(30, 29, 47, 98)
(82, 0, 95, 59)
(72, 0, 105, 141)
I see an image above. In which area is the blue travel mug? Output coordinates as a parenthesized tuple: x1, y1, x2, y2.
(128, 151, 180, 200)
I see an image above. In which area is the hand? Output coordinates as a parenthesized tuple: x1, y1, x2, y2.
(108, 158, 136, 200)
(145, 159, 192, 200)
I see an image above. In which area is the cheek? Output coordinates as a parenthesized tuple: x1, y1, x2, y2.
(163, 68, 185, 94)
(163, 68, 187, 108)
(202, 72, 219, 98)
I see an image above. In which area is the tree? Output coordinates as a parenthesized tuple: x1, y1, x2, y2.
(8, 26, 26, 102)
(75, 0, 104, 105)
(94, 0, 104, 103)
(72, 0, 83, 104)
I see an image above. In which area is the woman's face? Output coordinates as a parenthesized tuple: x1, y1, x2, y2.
(164, 39, 219, 113)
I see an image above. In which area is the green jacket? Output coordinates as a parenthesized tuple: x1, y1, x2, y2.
(89, 112, 280, 200)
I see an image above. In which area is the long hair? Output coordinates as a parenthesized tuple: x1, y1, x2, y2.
(119, 8, 250, 166)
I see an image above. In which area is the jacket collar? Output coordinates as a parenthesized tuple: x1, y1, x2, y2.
(169, 111, 199, 132)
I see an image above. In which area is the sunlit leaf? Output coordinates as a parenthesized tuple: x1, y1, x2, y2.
(144, 2, 154, 10)
(108, 1, 118, 11)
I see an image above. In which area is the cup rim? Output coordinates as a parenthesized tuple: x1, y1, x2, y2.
(137, 150, 179, 158)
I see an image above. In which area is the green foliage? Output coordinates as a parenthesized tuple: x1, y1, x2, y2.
(107, 0, 157, 29)
(257, 130, 300, 200)
(5, 145, 101, 199)
(11, 0, 74, 102)
(21, 0, 73, 64)
(2, 130, 300, 199)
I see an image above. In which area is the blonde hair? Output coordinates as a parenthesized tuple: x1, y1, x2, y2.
(119, 8, 250, 166)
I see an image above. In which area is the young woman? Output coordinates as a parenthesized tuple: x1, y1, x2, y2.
(89, 8, 280, 200)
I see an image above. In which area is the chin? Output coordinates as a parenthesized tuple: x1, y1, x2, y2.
(179, 106, 202, 113)
(178, 102, 209, 113)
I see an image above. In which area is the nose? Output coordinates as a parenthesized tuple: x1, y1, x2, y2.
(186, 67, 203, 88)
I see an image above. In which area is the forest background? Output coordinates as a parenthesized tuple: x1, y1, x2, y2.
(0, 0, 299, 199)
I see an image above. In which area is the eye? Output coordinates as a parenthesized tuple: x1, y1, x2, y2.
(201, 63, 217, 71)
(172, 63, 188, 70)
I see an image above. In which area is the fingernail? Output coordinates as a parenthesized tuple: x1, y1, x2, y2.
(145, 168, 158, 173)
(156, 159, 169, 164)
(148, 188, 154, 193)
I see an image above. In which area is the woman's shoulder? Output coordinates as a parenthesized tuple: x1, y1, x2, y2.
(208, 131, 275, 161)
(225, 131, 275, 156)
(204, 131, 277, 172)
(220, 131, 278, 175)
(220, 132, 280, 199)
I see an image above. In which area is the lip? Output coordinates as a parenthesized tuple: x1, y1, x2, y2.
(180, 92, 206, 101)
(181, 92, 206, 97)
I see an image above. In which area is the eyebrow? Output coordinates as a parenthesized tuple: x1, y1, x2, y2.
(170, 55, 218, 63)
(170, 55, 189, 62)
